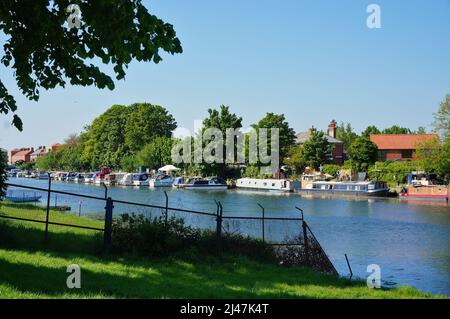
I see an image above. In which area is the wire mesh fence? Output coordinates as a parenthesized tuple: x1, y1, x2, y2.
(2, 181, 338, 274)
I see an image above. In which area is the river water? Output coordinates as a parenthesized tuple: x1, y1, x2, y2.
(5, 178, 450, 296)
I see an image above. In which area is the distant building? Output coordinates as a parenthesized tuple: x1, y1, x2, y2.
(296, 120, 344, 164)
(9, 148, 34, 165)
(369, 134, 439, 161)
(30, 146, 49, 162)
(49, 143, 62, 152)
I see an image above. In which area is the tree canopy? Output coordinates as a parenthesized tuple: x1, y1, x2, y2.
(136, 136, 173, 170)
(433, 94, 450, 140)
(253, 112, 296, 164)
(336, 122, 358, 151)
(381, 125, 412, 135)
(36, 102, 177, 171)
(201, 105, 243, 177)
(347, 137, 378, 171)
(0, 0, 182, 130)
(361, 125, 381, 138)
(302, 130, 333, 170)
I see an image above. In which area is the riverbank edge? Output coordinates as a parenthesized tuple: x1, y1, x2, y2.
(0, 202, 445, 299)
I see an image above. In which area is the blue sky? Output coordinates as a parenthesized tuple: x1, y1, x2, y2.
(1, 0, 449, 150)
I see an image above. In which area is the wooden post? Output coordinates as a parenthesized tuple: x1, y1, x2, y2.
(44, 174, 51, 242)
(103, 197, 114, 256)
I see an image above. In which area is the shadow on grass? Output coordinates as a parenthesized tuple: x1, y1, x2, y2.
(0, 220, 103, 255)
(0, 220, 394, 299)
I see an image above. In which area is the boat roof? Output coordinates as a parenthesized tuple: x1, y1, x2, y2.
(313, 181, 375, 185)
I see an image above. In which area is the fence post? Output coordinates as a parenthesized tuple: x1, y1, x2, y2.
(345, 253, 353, 280)
(302, 220, 309, 266)
(103, 197, 114, 256)
(44, 173, 51, 242)
(164, 191, 168, 226)
(216, 201, 223, 251)
(103, 183, 108, 199)
(257, 203, 265, 243)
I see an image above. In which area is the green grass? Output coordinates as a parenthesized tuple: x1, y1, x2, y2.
(0, 202, 444, 299)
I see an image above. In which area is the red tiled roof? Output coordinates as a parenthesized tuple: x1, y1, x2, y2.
(370, 134, 439, 150)
(12, 149, 33, 157)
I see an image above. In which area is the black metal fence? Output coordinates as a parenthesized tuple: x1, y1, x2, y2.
(1, 181, 337, 274)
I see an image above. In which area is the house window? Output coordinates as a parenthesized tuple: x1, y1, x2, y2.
(401, 150, 413, 159)
(378, 151, 387, 161)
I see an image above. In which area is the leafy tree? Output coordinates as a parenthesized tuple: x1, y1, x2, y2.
(136, 136, 173, 170)
(0, 1, 182, 130)
(16, 161, 35, 171)
(253, 113, 296, 164)
(125, 103, 177, 153)
(336, 122, 358, 151)
(361, 125, 381, 138)
(436, 138, 450, 182)
(322, 164, 341, 177)
(285, 145, 306, 174)
(416, 127, 427, 134)
(415, 135, 442, 173)
(120, 155, 138, 173)
(82, 105, 131, 169)
(35, 151, 60, 170)
(347, 137, 378, 171)
(201, 105, 243, 177)
(0, 149, 7, 199)
(433, 94, 450, 140)
(302, 130, 333, 170)
(382, 125, 412, 134)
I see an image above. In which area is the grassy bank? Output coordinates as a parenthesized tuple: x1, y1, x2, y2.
(0, 202, 443, 299)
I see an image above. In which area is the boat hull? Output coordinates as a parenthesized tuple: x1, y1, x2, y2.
(399, 194, 449, 201)
(184, 185, 227, 191)
(296, 189, 389, 197)
(5, 195, 42, 203)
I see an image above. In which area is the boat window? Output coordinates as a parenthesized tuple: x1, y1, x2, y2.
(194, 181, 209, 185)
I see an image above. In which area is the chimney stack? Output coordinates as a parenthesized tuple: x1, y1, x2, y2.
(328, 120, 337, 138)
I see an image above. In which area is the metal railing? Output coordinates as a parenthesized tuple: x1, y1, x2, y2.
(1, 180, 337, 274)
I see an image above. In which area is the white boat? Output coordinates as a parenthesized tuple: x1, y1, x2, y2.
(118, 173, 135, 186)
(133, 173, 150, 186)
(36, 172, 49, 180)
(172, 177, 186, 188)
(149, 174, 174, 187)
(83, 173, 95, 184)
(73, 173, 85, 183)
(184, 177, 228, 190)
(236, 178, 299, 192)
(66, 173, 76, 182)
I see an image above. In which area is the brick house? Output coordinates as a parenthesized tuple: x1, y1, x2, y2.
(296, 120, 344, 164)
(369, 134, 439, 161)
(9, 148, 34, 165)
(30, 146, 49, 162)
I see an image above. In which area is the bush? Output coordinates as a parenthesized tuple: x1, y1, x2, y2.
(322, 164, 340, 177)
(111, 213, 276, 262)
(368, 161, 420, 186)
